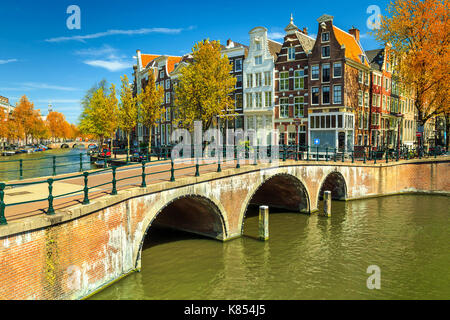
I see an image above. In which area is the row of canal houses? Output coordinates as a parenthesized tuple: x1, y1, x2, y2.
(130, 14, 420, 154)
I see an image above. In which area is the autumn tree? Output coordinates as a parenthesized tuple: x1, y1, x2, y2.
(174, 39, 236, 131)
(79, 83, 118, 147)
(0, 108, 8, 150)
(375, 0, 450, 126)
(138, 70, 164, 154)
(11, 95, 41, 145)
(46, 111, 69, 141)
(118, 75, 138, 156)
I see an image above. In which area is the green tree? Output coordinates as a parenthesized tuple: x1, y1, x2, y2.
(138, 70, 165, 154)
(174, 39, 236, 131)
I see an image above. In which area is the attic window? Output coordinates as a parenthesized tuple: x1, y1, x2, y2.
(255, 40, 262, 51)
(321, 32, 330, 43)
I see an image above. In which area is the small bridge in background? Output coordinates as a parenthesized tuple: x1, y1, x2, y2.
(48, 142, 98, 149)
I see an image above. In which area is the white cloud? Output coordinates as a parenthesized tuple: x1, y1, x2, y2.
(0, 82, 79, 92)
(45, 27, 188, 43)
(268, 32, 285, 40)
(74, 45, 117, 57)
(0, 59, 18, 65)
(84, 59, 133, 72)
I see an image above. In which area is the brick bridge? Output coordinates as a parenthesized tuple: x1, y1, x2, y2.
(0, 158, 448, 300)
(48, 142, 98, 149)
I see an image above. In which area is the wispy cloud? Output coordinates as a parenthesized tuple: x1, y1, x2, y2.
(0, 82, 79, 92)
(45, 27, 192, 43)
(74, 45, 134, 72)
(0, 59, 18, 65)
(84, 60, 133, 72)
(268, 32, 285, 40)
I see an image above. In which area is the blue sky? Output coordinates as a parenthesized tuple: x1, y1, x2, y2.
(0, 0, 389, 124)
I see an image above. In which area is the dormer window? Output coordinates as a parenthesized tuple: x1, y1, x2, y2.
(321, 32, 330, 43)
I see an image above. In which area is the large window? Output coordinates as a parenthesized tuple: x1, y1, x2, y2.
(235, 75, 242, 88)
(255, 73, 262, 87)
(311, 65, 319, 80)
(358, 90, 363, 107)
(364, 92, 369, 108)
(358, 70, 363, 84)
(255, 93, 262, 108)
(322, 86, 330, 104)
(294, 96, 304, 118)
(255, 56, 262, 65)
(294, 70, 304, 90)
(246, 93, 253, 108)
(333, 62, 342, 78)
(322, 64, 330, 82)
(333, 85, 342, 104)
(235, 59, 242, 72)
(311, 87, 319, 105)
(165, 79, 171, 89)
(246, 74, 253, 88)
(280, 72, 289, 91)
(235, 93, 243, 109)
(265, 92, 272, 107)
(280, 98, 289, 118)
(288, 47, 295, 60)
(322, 32, 330, 42)
(264, 71, 271, 86)
(322, 46, 330, 58)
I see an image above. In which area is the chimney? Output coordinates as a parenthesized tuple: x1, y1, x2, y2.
(349, 26, 360, 42)
(302, 27, 308, 35)
(227, 39, 232, 46)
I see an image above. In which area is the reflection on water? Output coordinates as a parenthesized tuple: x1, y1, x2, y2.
(90, 195, 450, 300)
(0, 149, 94, 181)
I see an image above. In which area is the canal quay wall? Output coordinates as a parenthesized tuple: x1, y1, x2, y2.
(0, 159, 448, 300)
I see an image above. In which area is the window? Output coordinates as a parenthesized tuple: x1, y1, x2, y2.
(294, 97, 304, 118)
(280, 72, 289, 91)
(322, 86, 330, 104)
(288, 47, 295, 60)
(165, 79, 171, 89)
(235, 94, 243, 109)
(264, 71, 272, 86)
(311, 87, 319, 105)
(322, 64, 330, 82)
(265, 92, 272, 107)
(365, 72, 369, 85)
(364, 92, 369, 108)
(333, 85, 342, 104)
(311, 65, 319, 80)
(256, 41, 262, 51)
(294, 70, 304, 90)
(160, 70, 165, 78)
(333, 62, 342, 78)
(235, 59, 242, 72)
(235, 75, 242, 88)
(255, 93, 262, 108)
(364, 112, 369, 129)
(322, 46, 330, 58)
(322, 32, 330, 42)
(255, 56, 262, 65)
(246, 93, 253, 108)
(358, 70, 363, 83)
(165, 92, 170, 104)
(280, 98, 289, 118)
(358, 91, 363, 107)
(246, 74, 253, 88)
(255, 73, 262, 87)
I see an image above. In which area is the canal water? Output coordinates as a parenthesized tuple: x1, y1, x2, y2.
(0, 149, 94, 181)
(90, 194, 450, 300)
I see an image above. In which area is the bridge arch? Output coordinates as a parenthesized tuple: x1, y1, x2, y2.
(317, 171, 348, 205)
(61, 143, 70, 149)
(133, 193, 228, 269)
(238, 172, 311, 234)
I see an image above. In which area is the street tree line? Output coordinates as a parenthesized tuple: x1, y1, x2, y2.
(0, 95, 81, 148)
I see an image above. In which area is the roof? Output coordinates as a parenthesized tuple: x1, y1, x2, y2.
(333, 26, 369, 67)
(295, 31, 315, 53)
(268, 39, 282, 60)
(140, 54, 160, 69)
(366, 49, 385, 71)
(140, 54, 182, 74)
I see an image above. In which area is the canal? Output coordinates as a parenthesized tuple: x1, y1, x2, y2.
(0, 148, 94, 181)
(90, 194, 450, 300)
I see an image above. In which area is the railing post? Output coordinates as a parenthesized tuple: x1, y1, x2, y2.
(326, 147, 328, 162)
(19, 159, 23, 180)
(79, 153, 83, 172)
(47, 178, 55, 215)
(195, 157, 200, 177)
(0, 183, 7, 225)
(316, 146, 319, 161)
(53, 156, 56, 176)
(141, 162, 147, 188)
(170, 160, 175, 182)
(111, 166, 118, 195)
(307, 145, 310, 161)
(82, 172, 90, 205)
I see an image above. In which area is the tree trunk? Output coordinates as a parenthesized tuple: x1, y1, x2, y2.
(148, 125, 152, 157)
(446, 114, 450, 150)
(127, 133, 130, 157)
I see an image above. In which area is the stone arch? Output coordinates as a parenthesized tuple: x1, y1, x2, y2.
(317, 171, 348, 205)
(61, 144, 70, 149)
(238, 172, 311, 234)
(133, 192, 228, 269)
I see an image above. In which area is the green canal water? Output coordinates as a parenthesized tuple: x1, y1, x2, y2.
(90, 194, 450, 300)
(0, 149, 94, 181)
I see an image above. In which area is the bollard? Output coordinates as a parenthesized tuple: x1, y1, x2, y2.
(47, 179, 55, 215)
(323, 191, 332, 218)
(259, 206, 269, 241)
(170, 160, 175, 182)
(0, 183, 7, 225)
(82, 172, 90, 205)
(111, 167, 118, 195)
(141, 162, 147, 188)
(19, 159, 23, 180)
(195, 158, 200, 177)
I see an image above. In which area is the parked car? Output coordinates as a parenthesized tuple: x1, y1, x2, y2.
(98, 148, 112, 158)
